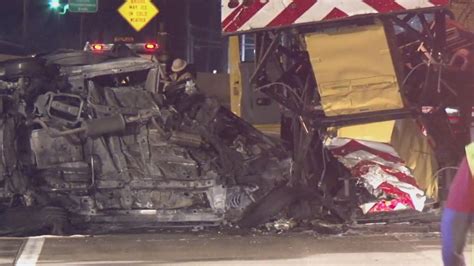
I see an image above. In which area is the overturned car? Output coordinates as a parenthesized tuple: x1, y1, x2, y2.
(0, 51, 294, 235)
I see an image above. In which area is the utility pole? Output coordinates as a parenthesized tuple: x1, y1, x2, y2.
(22, 0, 29, 46)
(205, 1, 215, 72)
(156, 0, 168, 58)
(79, 14, 85, 48)
(185, 0, 193, 63)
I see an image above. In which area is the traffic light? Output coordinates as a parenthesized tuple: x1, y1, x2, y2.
(49, 0, 61, 9)
(49, 0, 69, 14)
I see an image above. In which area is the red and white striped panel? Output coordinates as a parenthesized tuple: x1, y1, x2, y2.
(222, 0, 449, 33)
(327, 138, 426, 214)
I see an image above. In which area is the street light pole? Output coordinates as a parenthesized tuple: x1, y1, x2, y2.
(23, 0, 29, 45)
(80, 14, 85, 48)
(185, 0, 193, 63)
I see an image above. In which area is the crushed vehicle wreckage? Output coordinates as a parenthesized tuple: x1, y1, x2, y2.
(0, 44, 453, 235)
(0, 49, 437, 236)
(1, 3, 473, 236)
(0, 51, 295, 235)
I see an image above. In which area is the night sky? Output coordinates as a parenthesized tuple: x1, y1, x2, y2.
(0, 0, 225, 72)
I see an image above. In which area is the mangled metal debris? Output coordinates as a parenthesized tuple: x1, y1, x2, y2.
(0, 51, 292, 235)
(2, 9, 474, 236)
(326, 138, 426, 214)
(223, 5, 473, 230)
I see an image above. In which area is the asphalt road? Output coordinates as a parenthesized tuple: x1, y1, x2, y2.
(1, 231, 472, 266)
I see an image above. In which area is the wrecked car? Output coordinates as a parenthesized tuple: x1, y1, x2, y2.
(1, 1, 472, 236)
(0, 50, 293, 235)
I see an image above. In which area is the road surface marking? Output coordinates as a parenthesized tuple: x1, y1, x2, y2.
(15, 237, 45, 266)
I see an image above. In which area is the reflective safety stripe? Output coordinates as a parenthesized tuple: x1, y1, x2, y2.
(221, 0, 449, 33)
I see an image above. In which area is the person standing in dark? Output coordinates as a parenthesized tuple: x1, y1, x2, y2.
(441, 156, 474, 266)
(169, 58, 194, 82)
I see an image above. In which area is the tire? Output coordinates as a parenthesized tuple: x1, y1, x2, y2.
(238, 186, 299, 228)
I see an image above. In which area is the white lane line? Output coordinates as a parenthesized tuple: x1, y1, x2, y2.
(15, 237, 45, 266)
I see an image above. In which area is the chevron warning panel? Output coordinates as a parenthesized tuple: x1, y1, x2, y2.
(221, 0, 449, 33)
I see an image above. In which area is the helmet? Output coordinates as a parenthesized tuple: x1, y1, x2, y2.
(171, 58, 188, 72)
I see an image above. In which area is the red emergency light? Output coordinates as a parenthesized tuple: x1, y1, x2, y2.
(144, 43, 159, 51)
(91, 44, 105, 51)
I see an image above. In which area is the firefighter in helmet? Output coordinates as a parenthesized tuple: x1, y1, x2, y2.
(169, 58, 194, 82)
